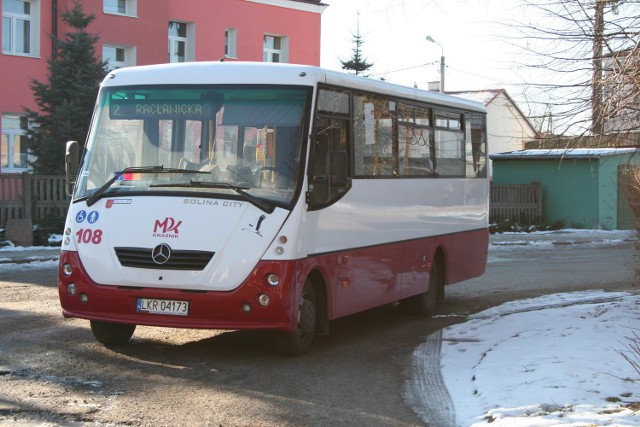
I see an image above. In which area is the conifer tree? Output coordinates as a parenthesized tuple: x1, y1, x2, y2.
(25, 0, 107, 174)
(340, 16, 374, 77)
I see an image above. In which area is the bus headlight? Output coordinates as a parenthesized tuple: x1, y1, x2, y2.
(266, 273, 280, 287)
(258, 294, 270, 306)
(62, 263, 73, 276)
(66, 283, 77, 295)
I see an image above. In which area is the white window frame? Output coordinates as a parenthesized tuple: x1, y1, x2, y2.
(103, 0, 137, 17)
(1, 114, 33, 173)
(225, 28, 237, 59)
(168, 21, 195, 63)
(263, 34, 288, 63)
(103, 44, 136, 70)
(2, 0, 40, 57)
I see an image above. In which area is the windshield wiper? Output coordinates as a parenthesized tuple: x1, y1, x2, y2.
(150, 180, 276, 213)
(85, 165, 207, 207)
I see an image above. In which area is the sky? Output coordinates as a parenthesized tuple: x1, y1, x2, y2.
(319, 0, 640, 135)
(320, 0, 524, 92)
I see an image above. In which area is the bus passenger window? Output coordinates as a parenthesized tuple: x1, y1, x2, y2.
(353, 94, 395, 177)
(434, 110, 465, 177)
(435, 129, 464, 177)
(397, 103, 434, 177)
(465, 113, 487, 178)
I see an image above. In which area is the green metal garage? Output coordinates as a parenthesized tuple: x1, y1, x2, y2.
(491, 148, 640, 229)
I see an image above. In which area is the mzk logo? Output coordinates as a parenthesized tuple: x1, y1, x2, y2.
(153, 218, 182, 238)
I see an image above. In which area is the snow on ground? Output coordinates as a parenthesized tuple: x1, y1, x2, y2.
(407, 292, 640, 426)
(0, 243, 59, 251)
(0, 240, 60, 271)
(0, 259, 59, 271)
(489, 229, 635, 251)
(48, 234, 63, 245)
(405, 230, 640, 426)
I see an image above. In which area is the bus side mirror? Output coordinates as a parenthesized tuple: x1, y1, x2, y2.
(65, 140, 79, 197)
(331, 150, 348, 188)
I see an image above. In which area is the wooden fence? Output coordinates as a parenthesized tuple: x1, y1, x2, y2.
(490, 182, 543, 223)
(0, 173, 69, 227)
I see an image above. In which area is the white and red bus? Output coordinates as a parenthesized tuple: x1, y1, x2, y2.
(59, 62, 488, 355)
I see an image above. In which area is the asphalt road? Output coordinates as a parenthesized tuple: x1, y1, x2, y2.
(0, 231, 636, 426)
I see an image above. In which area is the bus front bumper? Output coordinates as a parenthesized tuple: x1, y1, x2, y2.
(58, 250, 299, 332)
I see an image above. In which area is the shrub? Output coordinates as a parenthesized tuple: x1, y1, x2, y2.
(32, 214, 65, 246)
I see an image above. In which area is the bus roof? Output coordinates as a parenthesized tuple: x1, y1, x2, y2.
(103, 62, 486, 114)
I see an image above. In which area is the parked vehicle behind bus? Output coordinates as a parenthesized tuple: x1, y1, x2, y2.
(59, 62, 488, 355)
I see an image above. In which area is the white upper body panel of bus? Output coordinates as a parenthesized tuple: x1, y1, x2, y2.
(102, 62, 486, 114)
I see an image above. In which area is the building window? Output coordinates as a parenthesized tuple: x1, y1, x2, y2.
(2, 0, 40, 56)
(263, 35, 288, 63)
(1, 114, 33, 172)
(225, 28, 237, 58)
(103, 44, 135, 70)
(169, 21, 193, 63)
(103, 0, 137, 16)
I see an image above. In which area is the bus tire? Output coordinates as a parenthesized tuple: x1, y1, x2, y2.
(407, 261, 441, 316)
(90, 320, 136, 345)
(272, 280, 316, 356)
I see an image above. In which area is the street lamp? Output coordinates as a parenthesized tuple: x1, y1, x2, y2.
(426, 36, 445, 93)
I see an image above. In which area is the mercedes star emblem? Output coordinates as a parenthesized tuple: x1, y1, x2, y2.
(151, 244, 172, 265)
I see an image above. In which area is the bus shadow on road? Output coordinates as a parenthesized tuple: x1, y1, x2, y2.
(103, 302, 462, 365)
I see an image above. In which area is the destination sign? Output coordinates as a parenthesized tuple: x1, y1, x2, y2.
(109, 99, 214, 120)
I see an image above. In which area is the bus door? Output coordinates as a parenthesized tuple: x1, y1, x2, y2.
(312, 117, 395, 313)
(308, 117, 349, 207)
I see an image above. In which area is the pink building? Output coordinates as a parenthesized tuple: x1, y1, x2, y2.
(0, 0, 326, 173)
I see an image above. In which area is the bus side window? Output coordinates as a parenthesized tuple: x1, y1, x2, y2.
(308, 118, 350, 209)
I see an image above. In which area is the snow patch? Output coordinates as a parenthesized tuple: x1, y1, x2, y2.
(407, 291, 640, 427)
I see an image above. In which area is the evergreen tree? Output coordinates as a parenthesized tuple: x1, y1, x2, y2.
(340, 16, 374, 77)
(25, 0, 107, 175)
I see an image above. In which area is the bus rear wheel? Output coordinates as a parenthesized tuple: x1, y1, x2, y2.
(406, 261, 441, 316)
(273, 280, 317, 356)
(90, 320, 136, 345)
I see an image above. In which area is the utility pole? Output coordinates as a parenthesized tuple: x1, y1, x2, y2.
(426, 36, 445, 93)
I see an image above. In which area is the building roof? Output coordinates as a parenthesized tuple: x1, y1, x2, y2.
(490, 148, 640, 160)
(447, 89, 503, 106)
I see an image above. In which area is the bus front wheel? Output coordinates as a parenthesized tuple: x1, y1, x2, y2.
(90, 320, 136, 345)
(273, 280, 317, 356)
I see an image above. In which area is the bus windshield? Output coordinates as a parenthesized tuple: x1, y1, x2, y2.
(74, 85, 311, 208)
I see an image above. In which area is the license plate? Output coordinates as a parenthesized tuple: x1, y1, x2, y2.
(136, 298, 189, 316)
